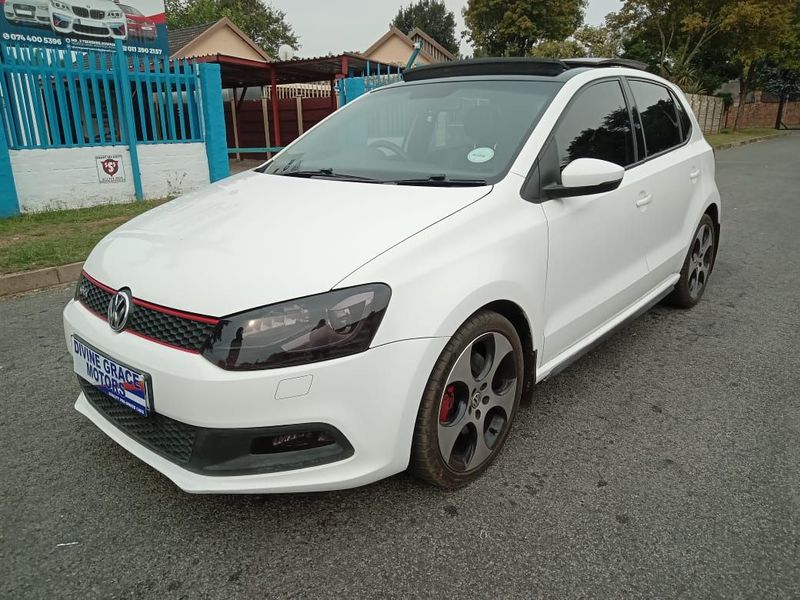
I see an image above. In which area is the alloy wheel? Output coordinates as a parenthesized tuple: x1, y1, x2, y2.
(437, 331, 518, 472)
(688, 222, 714, 299)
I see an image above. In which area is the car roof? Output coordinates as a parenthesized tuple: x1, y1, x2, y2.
(402, 57, 649, 83)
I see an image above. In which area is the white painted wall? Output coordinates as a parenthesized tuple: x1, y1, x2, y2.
(11, 146, 136, 212)
(138, 143, 210, 199)
(10, 143, 211, 213)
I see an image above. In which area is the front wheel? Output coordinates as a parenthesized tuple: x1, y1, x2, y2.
(667, 214, 717, 308)
(410, 310, 524, 488)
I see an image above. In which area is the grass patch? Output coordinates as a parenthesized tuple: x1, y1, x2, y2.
(706, 127, 780, 148)
(0, 199, 168, 274)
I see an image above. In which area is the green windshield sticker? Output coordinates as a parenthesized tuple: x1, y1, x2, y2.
(467, 147, 495, 163)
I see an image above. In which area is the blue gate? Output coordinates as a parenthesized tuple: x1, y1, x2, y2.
(0, 40, 227, 216)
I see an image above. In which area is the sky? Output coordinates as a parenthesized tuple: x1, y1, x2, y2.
(270, 0, 624, 58)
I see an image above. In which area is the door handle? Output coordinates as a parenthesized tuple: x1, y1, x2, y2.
(636, 192, 653, 208)
(689, 168, 701, 180)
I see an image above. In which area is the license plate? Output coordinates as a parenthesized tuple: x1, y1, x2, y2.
(71, 336, 152, 416)
(17, 9, 34, 15)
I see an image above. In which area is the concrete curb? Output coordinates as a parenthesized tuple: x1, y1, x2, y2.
(713, 131, 792, 151)
(0, 261, 83, 297)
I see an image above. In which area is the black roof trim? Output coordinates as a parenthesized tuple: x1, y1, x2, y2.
(561, 58, 649, 71)
(403, 58, 569, 81)
(402, 57, 649, 82)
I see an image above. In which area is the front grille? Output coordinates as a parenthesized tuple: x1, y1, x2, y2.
(76, 273, 218, 353)
(128, 304, 215, 352)
(89, 8, 104, 19)
(80, 378, 196, 464)
(74, 23, 109, 34)
(72, 6, 89, 17)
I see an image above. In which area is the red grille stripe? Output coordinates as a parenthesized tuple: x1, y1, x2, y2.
(81, 270, 220, 325)
(81, 270, 116, 294)
(132, 298, 220, 325)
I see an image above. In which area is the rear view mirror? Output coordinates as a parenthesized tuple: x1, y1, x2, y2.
(544, 158, 625, 199)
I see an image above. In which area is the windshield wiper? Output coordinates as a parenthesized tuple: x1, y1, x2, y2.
(278, 168, 381, 182)
(389, 174, 488, 187)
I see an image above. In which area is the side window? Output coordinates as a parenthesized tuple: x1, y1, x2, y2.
(553, 80, 635, 169)
(629, 80, 682, 155)
(672, 90, 693, 141)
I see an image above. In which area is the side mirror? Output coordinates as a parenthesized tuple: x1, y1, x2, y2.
(543, 158, 625, 199)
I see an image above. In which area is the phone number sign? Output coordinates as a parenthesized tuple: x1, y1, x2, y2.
(0, 0, 169, 54)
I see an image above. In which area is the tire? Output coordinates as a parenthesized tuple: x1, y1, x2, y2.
(410, 310, 524, 488)
(666, 214, 717, 308)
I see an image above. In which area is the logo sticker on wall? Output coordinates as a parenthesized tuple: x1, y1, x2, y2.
(96, 154, 126, 183)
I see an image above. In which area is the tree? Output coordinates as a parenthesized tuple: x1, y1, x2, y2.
(607, 0, 734, 79)
(392, 0, 459, 56)
(166, 0, 299, 56)
(529, 26, 622, 58)
(722, 0, 796, 130)
(608, 0, 798, 129)
(462, 0, 587, 56)
(749, 1, 800, 128)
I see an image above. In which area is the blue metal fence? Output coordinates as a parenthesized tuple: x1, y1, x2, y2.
(338, 60, 403, 106)
(0, 42, 201, 150)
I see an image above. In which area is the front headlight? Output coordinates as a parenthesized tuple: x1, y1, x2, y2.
(107, 10, 121, 17)
(50, 0, 69, 10)
(202, 284, 391, 370)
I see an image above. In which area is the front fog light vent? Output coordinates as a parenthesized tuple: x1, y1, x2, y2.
(250, 431, 336, 454)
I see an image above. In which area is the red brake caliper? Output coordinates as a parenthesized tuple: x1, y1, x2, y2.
(439, 384, 455, 423)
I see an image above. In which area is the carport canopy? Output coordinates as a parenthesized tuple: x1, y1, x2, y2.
(191, 52, 397, 148)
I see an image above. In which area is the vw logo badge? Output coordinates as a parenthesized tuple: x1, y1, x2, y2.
(108, 289, 133, 332)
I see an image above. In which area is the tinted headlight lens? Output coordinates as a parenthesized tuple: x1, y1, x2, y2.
(202, 284, 391, 370)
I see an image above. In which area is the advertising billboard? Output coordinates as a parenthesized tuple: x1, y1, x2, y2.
(0, 0, 168, 55)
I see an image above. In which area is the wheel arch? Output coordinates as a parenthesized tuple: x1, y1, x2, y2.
(704, 202, 721, 266)
(479, 299, 537, 399)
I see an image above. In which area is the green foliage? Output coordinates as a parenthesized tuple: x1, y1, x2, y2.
(0, 200, 168, 274)
(716, 92, 733, 109)
(752, 1, 800, 98)
(529, 39, 585, 58)
(392, 0, 459, 56)
(529, 26, 622, 59)
(462, 0, 587, 56)
(608, 0, 793, 78)
(165, 0, 299, 56)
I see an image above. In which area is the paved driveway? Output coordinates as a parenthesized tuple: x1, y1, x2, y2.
(2, 135, 799, 599)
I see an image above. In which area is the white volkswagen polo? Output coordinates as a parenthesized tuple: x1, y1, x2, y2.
(63, 58, 721, 493)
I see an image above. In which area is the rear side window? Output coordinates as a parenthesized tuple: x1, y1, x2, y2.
(629, 80, 682, 155)
(553, 80, 635, 168)
(672, 91, 693, 141)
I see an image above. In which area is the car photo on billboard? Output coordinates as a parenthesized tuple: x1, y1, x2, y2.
(118, 3, 155, 40)
(0, 0, 167, 54)
(3, 0, 50, 27)
(49, 0, 127, 40)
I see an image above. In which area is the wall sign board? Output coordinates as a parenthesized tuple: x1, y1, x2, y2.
(0, 0, 168, 54)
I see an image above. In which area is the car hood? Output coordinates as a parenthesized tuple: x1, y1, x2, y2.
(84, 171, 491, 316)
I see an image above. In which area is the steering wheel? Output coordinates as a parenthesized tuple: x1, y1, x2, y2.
(368, 139, 407, 159)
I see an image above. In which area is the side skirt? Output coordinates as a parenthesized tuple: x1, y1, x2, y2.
(537, 275, 679, 382)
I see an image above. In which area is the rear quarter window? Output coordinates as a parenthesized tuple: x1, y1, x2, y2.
(629, 80, 682, 156)
(672, 91, 693, 141)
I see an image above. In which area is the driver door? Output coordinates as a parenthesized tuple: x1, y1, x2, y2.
(538, 79, 651, 365)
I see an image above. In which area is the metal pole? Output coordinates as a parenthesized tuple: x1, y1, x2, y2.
(114, 39, 143, 200)
(270, 68, 281, 147)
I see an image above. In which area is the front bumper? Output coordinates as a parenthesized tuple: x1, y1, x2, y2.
(64, 299, 447, 493)
(50, 13, 126, 39)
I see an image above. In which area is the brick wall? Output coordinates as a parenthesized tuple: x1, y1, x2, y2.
(722, 91, 800, 129)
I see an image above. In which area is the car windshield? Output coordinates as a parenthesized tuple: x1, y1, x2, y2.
(261, 79, 561, 185)
(120, 4, 143, 15)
